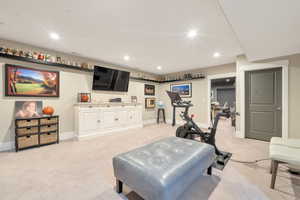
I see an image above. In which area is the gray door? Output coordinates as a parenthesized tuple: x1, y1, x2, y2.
(245, 68, 282, 141)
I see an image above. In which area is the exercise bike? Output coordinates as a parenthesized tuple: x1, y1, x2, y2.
(166, 91, 231, 169)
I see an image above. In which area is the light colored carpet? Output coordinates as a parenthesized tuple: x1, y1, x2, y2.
(0, 119, 299, 200)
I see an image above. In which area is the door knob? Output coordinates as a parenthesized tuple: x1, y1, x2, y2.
(276, 107, 282, 111)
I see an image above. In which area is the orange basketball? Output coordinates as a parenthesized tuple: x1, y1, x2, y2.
(43, 106, 54, 115)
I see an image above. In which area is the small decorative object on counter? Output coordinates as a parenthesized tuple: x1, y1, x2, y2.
(78, 93, 91, 103)
(42, 106, 55, 115)
(131, 96, 137, 104)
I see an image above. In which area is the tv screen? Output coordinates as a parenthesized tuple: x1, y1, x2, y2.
(92, 66, 130, 92)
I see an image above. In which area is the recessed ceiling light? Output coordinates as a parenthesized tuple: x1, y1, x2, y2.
(123, 55, 130, 61)
(157, 66, 162, 70)
(187, 29, 197, 39)
(49, 32, 60, 40)
(213, 52, 221, 58)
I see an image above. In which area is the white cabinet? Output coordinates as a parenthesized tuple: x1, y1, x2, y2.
(77, 109, 101, 136)
(101, 109, 118, 128)
(75, 105, 143, 139)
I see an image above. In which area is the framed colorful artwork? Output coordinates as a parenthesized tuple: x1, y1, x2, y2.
(5, 64, 59, 97)
(170, 83, 192, 98)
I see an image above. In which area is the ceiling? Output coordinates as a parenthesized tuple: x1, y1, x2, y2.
(219, 0, 300, 61)
(0, 0, 299, 74)
(0, 0, 242, 74)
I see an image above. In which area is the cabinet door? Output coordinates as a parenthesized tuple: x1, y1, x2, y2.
(101, 109, 117, 128)
(118, 110, 129, 125)
(127, 110, 136, 124)
(128, 109, 142, 124)
(79, 111, 101, 132)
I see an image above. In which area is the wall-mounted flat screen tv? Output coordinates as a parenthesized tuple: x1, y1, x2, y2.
(92, 66, 130, 92)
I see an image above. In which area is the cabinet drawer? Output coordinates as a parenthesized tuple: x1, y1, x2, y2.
(17, 135, 39, 149)
(40, 117, 58, 125)
(16, 127, 38, 136)
(40, 132, 58, 145)
(40, 124, 58, 133)
(16, 119, 38, 128)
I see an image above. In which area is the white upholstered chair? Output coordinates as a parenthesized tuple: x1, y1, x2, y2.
(269, 137, 300, 189)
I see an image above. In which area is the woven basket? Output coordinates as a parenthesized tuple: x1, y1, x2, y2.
(17, 135, 39, 149)
(40, 132, 58, 145)
(40, 124, 58, 133)
(40, 117, 58, 125)
(16, 119, 38, 128)
(16, 127, 38, 136)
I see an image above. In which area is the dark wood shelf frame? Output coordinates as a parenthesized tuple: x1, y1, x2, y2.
(15, 115, 59, 152)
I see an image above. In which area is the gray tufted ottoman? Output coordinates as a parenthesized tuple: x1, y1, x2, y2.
(113, 136, 215, 200)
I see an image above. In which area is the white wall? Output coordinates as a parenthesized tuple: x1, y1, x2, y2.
(0, 40, 159, 146)
(0, 62, 158, 145)
(158, 63, 236, 127)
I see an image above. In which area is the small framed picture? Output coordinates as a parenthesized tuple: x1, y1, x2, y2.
(145, 98, 156, 109)
(144, 84, 155, 96)
(170, 83, 192, 98)
(15, 101, 43, 118)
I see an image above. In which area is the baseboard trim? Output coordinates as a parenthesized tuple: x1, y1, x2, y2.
(60, 132, 76, 141)
(143, 119, 156, 125)
(235, 131, 244, 138)
(0, 141, 14, 152)
(76, 124, 143, 140)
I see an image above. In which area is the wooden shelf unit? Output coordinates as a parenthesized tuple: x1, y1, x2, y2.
(15, 116, 59, 152)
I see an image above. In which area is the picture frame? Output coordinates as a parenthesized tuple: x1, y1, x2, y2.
(5, 64, 60, 97)
(144, 84, 155, 96)
(15, 101, 43, 119)
(145, 97, 156, 109)
(170, 83, 192, 98)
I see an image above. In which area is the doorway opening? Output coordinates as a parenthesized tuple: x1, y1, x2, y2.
(210, 77, 236, 127)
